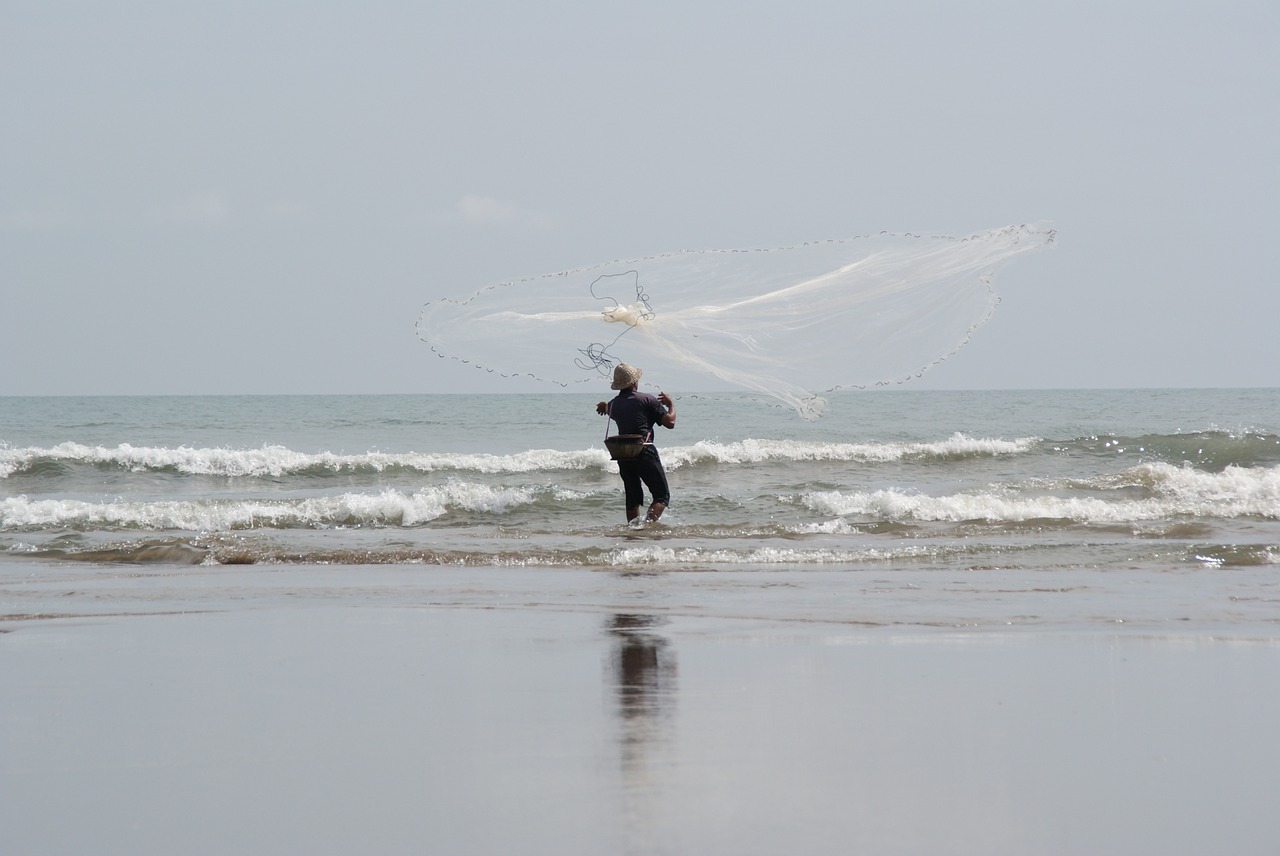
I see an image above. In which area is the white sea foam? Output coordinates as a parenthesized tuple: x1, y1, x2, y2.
(604, 543, 942, 566)
(793, 519, 862, 535)
(664, 434, 1037, 469)
(0, 481, 544, 531)
(803, 463, 1280, 523)
(0, 442, 608, 478)
(0, 433, 1034, 479)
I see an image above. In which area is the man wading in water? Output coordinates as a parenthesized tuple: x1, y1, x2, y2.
(596, 363, 677, 524)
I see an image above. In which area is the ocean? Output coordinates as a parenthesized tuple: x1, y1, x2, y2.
(3, 388, 1278, 630)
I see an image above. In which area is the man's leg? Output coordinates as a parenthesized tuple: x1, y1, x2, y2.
(621, 464, 645, 523)
(638, 454, 670, 523)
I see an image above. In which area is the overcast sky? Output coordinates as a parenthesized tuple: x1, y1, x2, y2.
(3, 0, 1276, 396)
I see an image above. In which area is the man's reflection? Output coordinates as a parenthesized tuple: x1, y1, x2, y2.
(607, 613, 677, 776)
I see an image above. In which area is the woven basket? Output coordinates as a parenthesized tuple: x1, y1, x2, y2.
(604, 434, 646, 461)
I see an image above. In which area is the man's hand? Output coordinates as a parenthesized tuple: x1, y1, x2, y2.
(658, 391, 676, 428)
(596, 401, 608, 415)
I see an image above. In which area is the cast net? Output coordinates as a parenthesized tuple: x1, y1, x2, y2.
(416, 224, 1055, 419)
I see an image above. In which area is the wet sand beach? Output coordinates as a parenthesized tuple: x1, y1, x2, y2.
(4, 562, 1279, 855)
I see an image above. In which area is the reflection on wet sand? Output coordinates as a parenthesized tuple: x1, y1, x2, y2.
(608, 614, 677, 765)
(607, 614, 678, 850)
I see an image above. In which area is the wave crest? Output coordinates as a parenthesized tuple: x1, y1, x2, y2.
(0, 434, 1036, 480)
(803, 462, 1280, 524)
(666, 434, 1036, 468)
(0, 480, 553, 532)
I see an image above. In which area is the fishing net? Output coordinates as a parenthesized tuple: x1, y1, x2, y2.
(417, 224, 1055, 419)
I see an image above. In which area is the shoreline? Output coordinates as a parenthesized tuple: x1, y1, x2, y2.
(4, 560, 1279, 637)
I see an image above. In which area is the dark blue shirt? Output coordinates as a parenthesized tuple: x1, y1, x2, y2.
(607, 389, 667, 441)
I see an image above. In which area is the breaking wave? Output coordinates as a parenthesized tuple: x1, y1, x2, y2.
(6, 430, 1272, 483)
(803, 462, 1280, 523)
(0, 433, 1037, 480)
(6, 462, 1278, 536)
(0, 481, 568, 532)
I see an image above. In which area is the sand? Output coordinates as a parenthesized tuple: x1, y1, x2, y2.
(3, 562, 1280, 855)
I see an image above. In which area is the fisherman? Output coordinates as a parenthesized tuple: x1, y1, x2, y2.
(596, 363, 676, 523)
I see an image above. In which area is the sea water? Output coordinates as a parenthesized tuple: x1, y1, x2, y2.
(2, 389, 1279, 628)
